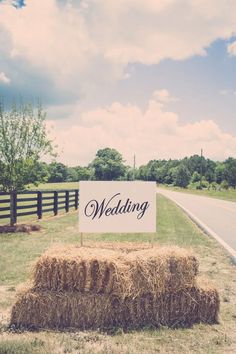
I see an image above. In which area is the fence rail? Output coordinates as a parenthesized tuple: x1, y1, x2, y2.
(0, 189, 79, 224)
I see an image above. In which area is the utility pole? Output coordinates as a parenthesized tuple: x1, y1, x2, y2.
(200, 148, 203, 188)
(133, 154, 136, 180)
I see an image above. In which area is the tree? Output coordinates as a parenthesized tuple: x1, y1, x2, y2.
(164, 166, 178, 184)
(91, 147, 126, 180)
(205, 159, 216, 183)
(215, 163, 226, 184)
(48, 162, 68, 183)
(224, 157, 236, 188)
(75, 166, 92, 181)
(191, 171, 201, 183)
(137, 165, 148, 180)
(143, 160, 165, 182)
(185, 155, 207, 175)
(27, 161, 50, 186)
(146, 160, 160, 181)
(174, 164, 191, 188)
(0, 101, 54, 192)
(66, 167, 78, 182)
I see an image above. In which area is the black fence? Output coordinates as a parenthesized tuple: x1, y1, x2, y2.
(0, 189, 79, 224)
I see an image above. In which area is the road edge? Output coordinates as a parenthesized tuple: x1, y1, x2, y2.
(157, 191, 236, 265)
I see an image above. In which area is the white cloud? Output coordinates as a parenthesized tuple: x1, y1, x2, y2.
(219, 90, 228, 95)
(47, 92, 236, 166)
(0, 71, 10, 84)
(152, 89, 178, 103)
(1, 0, 236, 93)
(219, 89, 236, 96)
(0, 1, 95, 89)
(227, 41, 236, 56)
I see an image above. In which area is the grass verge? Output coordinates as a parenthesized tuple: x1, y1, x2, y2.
(0, 194, 236, 354)
(158, 185, 236, 202)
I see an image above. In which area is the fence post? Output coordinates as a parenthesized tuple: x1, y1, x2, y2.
(37, 191, 42, 220)
(54, 191, 58, 215)
(65, 191, 69, 212)
(10, 191, 17, 226)
(75, 190, 78, 210)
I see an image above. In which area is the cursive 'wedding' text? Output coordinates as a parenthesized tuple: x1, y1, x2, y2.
(84, 193, 149, 220)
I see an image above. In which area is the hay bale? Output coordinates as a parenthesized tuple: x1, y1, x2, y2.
(10, 279, 219, 330)
(33, 246, 127, 294)
(32, 245, 198, 296)
(129, 248, 199, 296)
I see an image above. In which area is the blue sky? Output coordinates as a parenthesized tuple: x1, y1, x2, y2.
(0, 0, 236, 166)
(111, 39, 236, 132)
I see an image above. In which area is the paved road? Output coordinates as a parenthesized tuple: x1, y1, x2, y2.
(157, 188, 236, 258)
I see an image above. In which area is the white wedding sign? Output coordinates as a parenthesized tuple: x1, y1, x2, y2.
(79, 181, 156, 233)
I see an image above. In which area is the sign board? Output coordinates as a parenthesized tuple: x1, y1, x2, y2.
(79, 181, 156, 233)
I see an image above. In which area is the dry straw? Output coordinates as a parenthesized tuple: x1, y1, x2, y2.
(32, 245, 199, 297)
(11, 244, 219, 330)
(10, 278, 219, 330)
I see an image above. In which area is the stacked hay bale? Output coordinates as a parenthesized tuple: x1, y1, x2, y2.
(10, 245, 219, 330)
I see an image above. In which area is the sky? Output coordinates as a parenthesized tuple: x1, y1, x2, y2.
(0, 0, 236, 166)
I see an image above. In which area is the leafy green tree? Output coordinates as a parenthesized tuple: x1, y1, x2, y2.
(215, 163, 226, 184)
(164, 166, 177, 184)
(67, 167, 78, 182)
(191, 171, 201, 183)
(224, 157, 236, 188)
(48, 162, 68, 182)
(185, 155, 207, 175)
(27, 161, 50, 186)
(0, 101, 54, 192)
(144, 160, 165, 182)
(137, 165, 148, 180)
(75, 166, 92, 181)
(146, 160, 160, 181)
(155, 166, 167, 183)
(91, 147, 126, 180)
(205, 159, 216, 182)
(125, 166, 135, 181)
(174, 164, 191, 188)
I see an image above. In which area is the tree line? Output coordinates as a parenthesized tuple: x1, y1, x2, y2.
(12, 147, 236, 190)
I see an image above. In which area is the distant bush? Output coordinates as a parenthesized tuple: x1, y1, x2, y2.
(221, 180, 229, 190)
(201, 179, 209, 189)
(188, 179, 209, 190)
(209, 182, 217, 190)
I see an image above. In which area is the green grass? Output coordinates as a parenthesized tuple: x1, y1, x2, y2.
(0, 338, 50, 354)
(0, 194, 236, 353)
(29, 181, 80, 190)
(0, 195, 213, 286)
(158, 184, 236, 202)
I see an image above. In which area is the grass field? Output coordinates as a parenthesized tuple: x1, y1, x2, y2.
(31, 181, 80, 190)
(0, 194, 236, 353)
(34, 182, 236, 202)
(159, 184, 236, 202)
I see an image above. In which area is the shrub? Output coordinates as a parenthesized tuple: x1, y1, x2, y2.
(221, 180, 229, 190)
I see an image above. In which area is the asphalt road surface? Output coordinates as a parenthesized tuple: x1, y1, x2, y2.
(157, 188, 236, 257)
